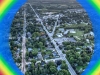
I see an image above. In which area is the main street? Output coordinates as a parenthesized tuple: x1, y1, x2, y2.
(29, 3, 77, 75)
(50, 17, 59, 36)
(21, 7, 27, 74)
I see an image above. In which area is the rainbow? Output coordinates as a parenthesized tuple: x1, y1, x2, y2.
(0, 55, 18, 75)
(77, 0, 100, 75)
(0, 0, 100, 75)
(0, 0, 25, 75)
(88, 60, 100, 75)
(88, 0, 100, 14)
(0, 0, 19, 75)
(0, 0, 17, 21)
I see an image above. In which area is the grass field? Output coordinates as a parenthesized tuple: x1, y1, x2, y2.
(67, 29, 84, 38)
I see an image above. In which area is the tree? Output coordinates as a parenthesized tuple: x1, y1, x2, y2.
(16, 57, 21, 63)
(61, 63, 68, 70)
(25, 71, 30, 75)
(56, 60, 62, 66)
(69, 57, 75, 64)
(38, 42, 43, 48)
(41, 51, 46, 56)
(49, 66, 57, 74)
(32, 51, 38, 56)
(57, 69, 70, 75)
(31, 59, 36, 65)
(47, 61, 56, 68)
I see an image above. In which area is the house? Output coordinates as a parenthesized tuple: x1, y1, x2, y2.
(41, 61, 46, 66)
(69, 29, 76, 33)
(90, 31, 94, 36)
(37, 52, 43, 60)
(44, 55, 49, 59)
(59, 28, 64, 33)
(64, 30, 69, 35)
(86, 39, 90, 43)
(56, 33, 63, 37)
(64, 29, 76, 35)
(87, 46, 93, 52)
(28, 48, 32, 52)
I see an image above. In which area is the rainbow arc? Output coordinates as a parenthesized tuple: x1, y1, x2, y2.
(0, 0, 21, 75)
(0, 55, 18, 75)
(88, 60, 100, 75)
(80, 0, 100, 75)
(0, 0, 100, 75)
(88, 0, 100, 14)
(0, 0, 17, 21)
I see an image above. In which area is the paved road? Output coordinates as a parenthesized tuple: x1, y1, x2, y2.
(29, 3, 77, 75)
(50, 17, 59, 36)
(21, 7, 27, 74)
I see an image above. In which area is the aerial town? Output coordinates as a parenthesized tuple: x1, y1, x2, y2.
(9, 0, 94, 75)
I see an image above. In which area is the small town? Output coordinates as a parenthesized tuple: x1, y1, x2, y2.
(9, 0, 94, 75)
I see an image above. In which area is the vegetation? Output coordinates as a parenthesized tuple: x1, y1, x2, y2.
(10, 1, 94, 75)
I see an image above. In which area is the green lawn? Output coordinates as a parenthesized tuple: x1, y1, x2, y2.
(67, 29, 84, 38)
(46, 50, 52, 55)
